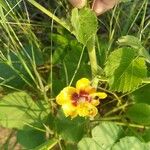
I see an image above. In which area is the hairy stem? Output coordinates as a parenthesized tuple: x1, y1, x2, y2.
(114, 122, 150, 130)
(90, 116, 121, 122)
(87, 47, 98, 77)
(87, 36, 98, 77)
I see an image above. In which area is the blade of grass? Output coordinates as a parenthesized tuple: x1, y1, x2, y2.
(27, 0, 71, 33)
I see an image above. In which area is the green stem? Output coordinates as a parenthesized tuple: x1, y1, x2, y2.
(104, 103, 132, 117)
(28, 0, 99, 77)
(114, 122, 150, 130)
(58, 139, 63, 150)
(91, 119, 150, 129)
(87, 36, 98, 77)
(25, 123, 46, 133)
(142, 78, 150, 84)
(87, 47, 98, 77)
(90, 116, 121, 122)
(27, 0, 71, 32)
(98, 86, 122, 106)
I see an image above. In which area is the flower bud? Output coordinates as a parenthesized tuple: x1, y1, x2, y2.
(68, 0, 87, 9)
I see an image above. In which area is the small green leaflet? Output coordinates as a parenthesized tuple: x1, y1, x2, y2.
(71, 8, 98, 46)
(78, 122, 123, 150)
(105, 47, 147, 93)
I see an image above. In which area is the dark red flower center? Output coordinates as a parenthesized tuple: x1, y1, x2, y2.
(71, 90, 91, 106)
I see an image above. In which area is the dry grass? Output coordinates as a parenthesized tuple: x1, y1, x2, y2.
(0, 127, 22, 150)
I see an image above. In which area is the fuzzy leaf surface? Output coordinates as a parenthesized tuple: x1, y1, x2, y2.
(71, 8, 98, 45)
(78, 122, 123, 150)
(118, 35, 150, 63)
(112, 136, 148, 150)
(105, 48, 147, 92)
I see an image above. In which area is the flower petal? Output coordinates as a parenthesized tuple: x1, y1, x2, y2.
(62, 104, 77, 118)
(77, 102, 98, 117)
(56, 87, 76, 105)
(76, 78, 90, 90)
(88, 105, 98, 117)
(56, 78, 107, 119)
(91, 92, 107, 99)
(77, 102, 89, 117)
(91, 99, 100, 106)
(76, 78, 96, 93)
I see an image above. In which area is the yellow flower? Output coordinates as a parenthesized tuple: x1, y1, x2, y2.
(56, 78, 107, 118)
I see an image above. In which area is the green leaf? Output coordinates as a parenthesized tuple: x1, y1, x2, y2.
(55, 110, 86, 142)
(92, 122, 123, 149)
(51, 33, 69, 64)
(23, 44, 44, 66)
(143, 129, 150, 142)
(112, 136, 145, 150)
(97, 37, 108, 67)
(126, 103, 150, 125)
(0, 92, 48, 129)
(78, 138, 101, 150)
(32, 138, 58, 150)
(130, 84, 150, 105)
(71, 8, 98, 45)
(105, 48, 147, 92)
(52, 47, 68, 64)
(146, 142, 150, 149)
(65, 143, 78, 150)
(0, 0, 9, 11)
(63, 43, 90, 82)
(52, 40, 91, 96)
(0, 51, 29, 88)
(17, 129, 46, 149)
(117, 35, 150, 63)
(51, 33, 68, 46)
(78, 122, 123, 150)
(0, 45, 44, 88)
